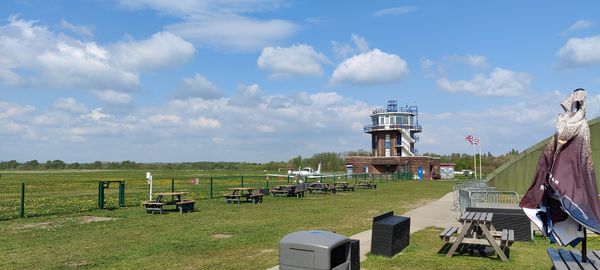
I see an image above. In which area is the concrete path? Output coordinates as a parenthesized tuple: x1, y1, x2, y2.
(267, 191, 459, 269)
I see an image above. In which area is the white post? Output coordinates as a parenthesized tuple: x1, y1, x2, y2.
(479, 139, 483, 181)
(473, 143, 477, 180)
(146, 172, 153, 200)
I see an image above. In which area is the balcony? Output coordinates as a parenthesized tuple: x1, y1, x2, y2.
(364, 124, 422, 133)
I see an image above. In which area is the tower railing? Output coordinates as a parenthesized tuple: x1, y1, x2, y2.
(364, 124, 422, 133)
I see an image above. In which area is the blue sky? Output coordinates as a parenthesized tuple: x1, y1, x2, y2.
(2, 0, 600, 162)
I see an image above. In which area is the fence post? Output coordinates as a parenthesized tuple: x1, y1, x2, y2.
(171, 177, 175, 192)
(241, 176, 244, 187)
(20, 183, 25, 218)
(98, 181, 104, 209)
(210, 177, 213, 199)
(266, 178, 269, 189)
(118, 181, 125, 207)
(287, 175, 290, 184)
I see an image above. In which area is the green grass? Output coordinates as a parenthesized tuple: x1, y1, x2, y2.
(0, 170, 453, 269)
(363, 227, 600, 270)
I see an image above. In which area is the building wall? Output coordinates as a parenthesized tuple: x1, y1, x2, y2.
(345, 156, 440, 179)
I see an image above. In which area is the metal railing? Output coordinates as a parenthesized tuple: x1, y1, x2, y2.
(458, 190, 520, 214)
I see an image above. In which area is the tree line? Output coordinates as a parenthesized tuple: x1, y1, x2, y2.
(0, 149, 521, 174)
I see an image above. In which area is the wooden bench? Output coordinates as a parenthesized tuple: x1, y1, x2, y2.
(294, 190, 305, 198)
(176, 200, 195, 213)
(246, 193, 263, 204)
(439, 226, 459, 242)
(500, 229, 514, 253)
(143, 201, 165, 214)
(224, 194, 241, 205)
(547, 248, 600, 270)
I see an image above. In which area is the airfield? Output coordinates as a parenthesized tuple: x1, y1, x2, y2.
(2, 169, 600, 269)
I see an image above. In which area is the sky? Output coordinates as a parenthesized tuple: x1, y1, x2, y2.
(2, 1, 600, 163)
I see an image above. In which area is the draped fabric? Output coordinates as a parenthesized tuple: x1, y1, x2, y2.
(520, 89, 600, 246)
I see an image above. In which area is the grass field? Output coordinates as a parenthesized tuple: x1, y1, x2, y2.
(0, 170, 452, 269)
(2, 170, 594, 269)
(363, 227, 600, 270)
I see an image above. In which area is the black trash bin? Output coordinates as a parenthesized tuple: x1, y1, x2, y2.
(371, 211, 410, 257)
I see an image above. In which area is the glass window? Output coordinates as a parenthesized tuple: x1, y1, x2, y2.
(384, 134, 391, 149)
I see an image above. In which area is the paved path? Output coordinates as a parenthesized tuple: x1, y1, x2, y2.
(267, 191, 459, 269)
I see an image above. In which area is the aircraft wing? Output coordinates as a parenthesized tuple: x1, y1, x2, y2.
(266, 174, 293, 178)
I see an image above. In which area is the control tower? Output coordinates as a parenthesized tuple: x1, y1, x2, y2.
(345, 100, 439, 179)
(364, 100, 422, 157)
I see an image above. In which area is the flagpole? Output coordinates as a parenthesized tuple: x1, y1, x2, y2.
(473, 143, 477, 180)
(479, 138, 482, 181)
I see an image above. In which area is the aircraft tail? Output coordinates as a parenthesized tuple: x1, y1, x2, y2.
(316, 163, 321, 174)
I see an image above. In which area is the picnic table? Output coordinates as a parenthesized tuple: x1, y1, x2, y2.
(143, 191, 195, 214)
(356, 181, 377, 189)
(547, 248, 600, 269)
(224, 187, 263, 204)
(270, 185, 304, 198)
(307, 183, 336, 194)
(439, 211, 514, 262)
(334, 182, 354, 192)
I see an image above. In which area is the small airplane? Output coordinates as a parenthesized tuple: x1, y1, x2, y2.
(267, 163, 324, 178)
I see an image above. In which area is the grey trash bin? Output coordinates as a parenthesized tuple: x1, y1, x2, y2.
(279, 230, 357, 270)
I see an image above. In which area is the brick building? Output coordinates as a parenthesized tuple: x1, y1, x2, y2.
(345, 100, 440, 179)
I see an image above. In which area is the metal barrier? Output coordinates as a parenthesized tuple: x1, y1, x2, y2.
(452, 180, 493, 208)
(459, 190, 520, 214)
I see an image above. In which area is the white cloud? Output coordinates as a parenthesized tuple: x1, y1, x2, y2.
(444, 54, 487, 69)
(257, 44, 329, 79)
(166, 16, 297, 52)
(174, 74, 223, 100)
(54, 97, 88, 113)
(257, 125, 275, 132)
(112, 31, 195, 71)
(212, 137, 225, 144)
(0, 16, 194, 93)
(189, 117, 221, 129)
(373, 6, 417, 17)
(59, 19, 94, 37)
(562, 19, 594, 36)
(437, 68, 531, 96)
(332, 34, 369, 60)
(146, 114, 183, 126)
(558, 35, 600, 67)
(118, 1, 298, 51)
(229, 84, 264, 107)
(330, 49, 408, 86)
(92, 90, 133, 104)
(82, 108, 111, 121)
(0, 100, 35, 119)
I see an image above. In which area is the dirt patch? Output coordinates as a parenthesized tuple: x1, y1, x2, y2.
(260, 249, 275, 254)
(16, 222, 55, 230)
(80, 216, 119, 224)
(211, 233, 234, 239)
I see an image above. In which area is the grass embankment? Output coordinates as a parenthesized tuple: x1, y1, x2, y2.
(0, 170, 453, 269)
(363, 227, 600, 270)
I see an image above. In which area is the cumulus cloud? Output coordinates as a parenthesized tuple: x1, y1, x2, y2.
(146, 114, 183, 126)
(257, 44, 329, 79)
(189, 117, 221, 129)
(112, 31, 195, 71)
(331, 34, 370, 60)
(437, 68, 531, 96)
(54, 97, 88, 113)
(118, 1, 298, 51)
(173, 74, 224, 100)
(81, 108, 111, 122)
(92, 90, 133, 104)
(558, 35, 600, 67)
(59, 19, 94, 37)
(257, 125, 275, 132)
(373, 6, 417, 17)
(444, 54, 488, 69)
(0, 16, 194, 93)
(330, 49, 408, 86)
(228, 84, 264, 107)
(419, 92, 563, 155)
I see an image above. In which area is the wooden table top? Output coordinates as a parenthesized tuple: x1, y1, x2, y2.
(154, 192, 190, 196)
(227, 187, 255, 191)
